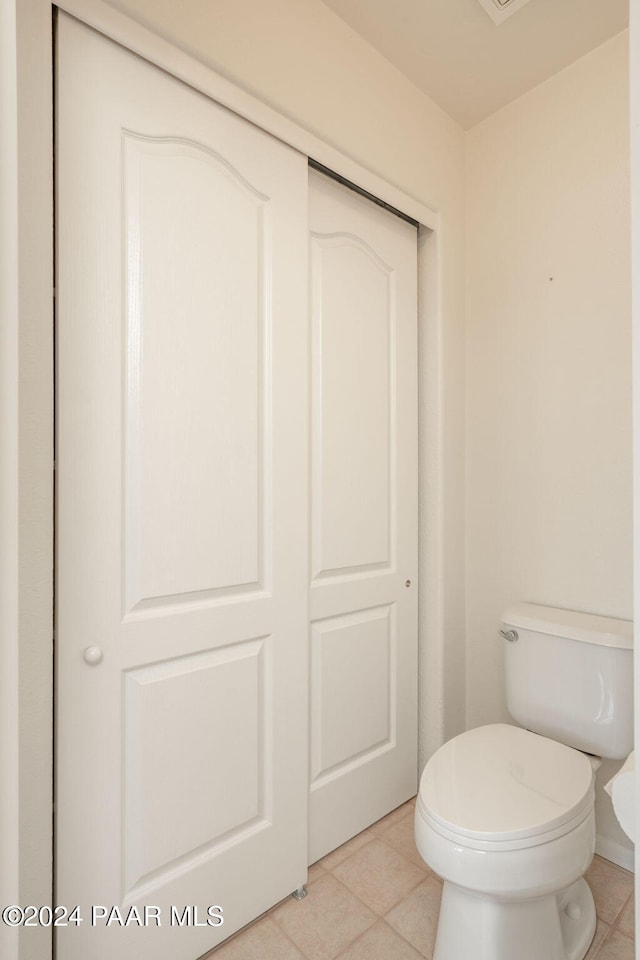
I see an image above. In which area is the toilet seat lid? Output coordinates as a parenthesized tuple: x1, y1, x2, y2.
(419, 724, 594, 845)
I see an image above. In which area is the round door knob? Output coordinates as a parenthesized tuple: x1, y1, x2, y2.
(83, 645, 103, 666)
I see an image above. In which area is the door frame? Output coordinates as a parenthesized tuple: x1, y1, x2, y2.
(1, 2, 450, 958)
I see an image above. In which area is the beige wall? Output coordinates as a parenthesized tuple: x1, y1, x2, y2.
(106, 0, 462, 204)
(466, 31, 632, 859)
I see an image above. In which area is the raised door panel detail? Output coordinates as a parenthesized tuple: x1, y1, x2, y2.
(307, 170, 417, 867)
(310, 234, 395, 580)
(57, 17, 309, 958)
(123, 134, 270, 614)
(310, 605, 395, 784)
(123, 638, 270, 898)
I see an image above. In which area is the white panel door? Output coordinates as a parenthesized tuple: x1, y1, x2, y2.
(55, 14, 308, 960)
(308, 170, 418, 862)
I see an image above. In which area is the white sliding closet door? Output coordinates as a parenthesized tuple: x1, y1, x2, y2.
(308, 171, 418, 863)
(55, 14, 308, 960)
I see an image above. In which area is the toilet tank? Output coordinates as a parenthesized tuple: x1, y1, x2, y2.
(502, 603, 633, 760)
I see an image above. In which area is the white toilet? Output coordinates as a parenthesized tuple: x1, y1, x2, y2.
(414, 603, 633, 960)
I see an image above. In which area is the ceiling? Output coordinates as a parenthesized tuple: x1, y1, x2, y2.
(319, 0, 629, 128)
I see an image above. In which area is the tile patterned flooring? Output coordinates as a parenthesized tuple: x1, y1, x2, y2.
(207, 798, 635, 960)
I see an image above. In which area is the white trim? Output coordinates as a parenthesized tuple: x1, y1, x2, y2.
(418, 227, 446, 760)
(56, 0, 438, 232)
(595, 834, 635, 874)
(630, 4, 640, 950)
(2, 3, 55, 960)
(0, 2, 20, 958)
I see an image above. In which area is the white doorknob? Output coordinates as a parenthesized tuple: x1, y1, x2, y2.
(83, 645, 103, 666)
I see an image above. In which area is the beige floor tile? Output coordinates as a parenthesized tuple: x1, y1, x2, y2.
(584, 919, 611, 960)
(368, 801, 414, 837)
(615, 893, 635, 940)
(308, 860, 328, 884)
(335, 919, 424, 960)
(377, 810, 425, 867)
(385, 873, 443, 958)
(206, 915, 305, 959)
(271, 873, 377, 960)
(209, 828, 635, 960)
(586, 857, 635, 925)
(332, 837, 427, 915)
(596, 929, 635, 960)
(320, 831, 375, 870)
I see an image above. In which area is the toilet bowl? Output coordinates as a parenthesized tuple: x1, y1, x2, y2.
(413, 603, 633, 960)
(415, 724, 597, 960)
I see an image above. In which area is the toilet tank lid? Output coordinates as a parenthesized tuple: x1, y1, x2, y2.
(501, 603, 633, 650)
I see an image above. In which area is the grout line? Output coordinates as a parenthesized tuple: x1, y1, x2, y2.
(319, 834, 376, 870)
(328, 862, 433, 928)
(331, 918, 377, 960)
(204, 902, 281, 956)
(322, 832, 432, 903)
(362, 809, 436, 877)
(613, 890, 632, 924)
(591, 924, 607, 960)
(313, 870, 383, 917)
(210, 796, 638, 959)
(268, 873, 379, 958)
(270, 915, 314, 960)
(605, 895, 633, 930)
(209, 824, 633, 959)
(374, 831, 431, 872)
(331, 918, 423, 960)
(608, 892, 635, 941)
(594, 922, 635, 960)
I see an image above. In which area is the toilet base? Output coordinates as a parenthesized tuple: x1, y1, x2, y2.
(433, 877, 596, 960)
